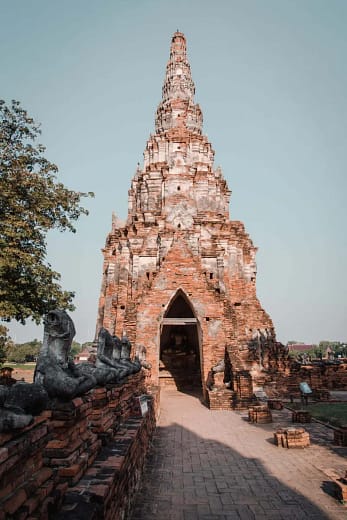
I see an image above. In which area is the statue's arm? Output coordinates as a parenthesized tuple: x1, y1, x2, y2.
(68, 361, 79, 374)
(98, 353, 120, 369)
(69, 361, 93, 380)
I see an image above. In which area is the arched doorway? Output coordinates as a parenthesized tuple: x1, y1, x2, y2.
(159, 290, 202, 393)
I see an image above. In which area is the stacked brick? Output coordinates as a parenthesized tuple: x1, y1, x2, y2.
(248, 405, 273, 424)
(0, 372, 158, 519)
(274, 427, 310, 448)
(268, 362, 347, 399)
(52, 373, 156, 519)
(44, 396, 101, 488)
(0, 414, 65, 519)
(309, 369, 322, 389)
(292, 410, 311, 423)
(89, 387, 116, 440)
(89, 371, 146, 444)
(311, 388, 330, 401)
(207, 388, 235, 410)
(267, 399, 283, 410)
(232, 371, 257, 409)
(56, 406, 156, 520)
(333, 471, 347, 505)
(319, 363, 347, 389)
(334, 427, 347, 447)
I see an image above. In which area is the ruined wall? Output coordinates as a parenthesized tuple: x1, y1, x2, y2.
(0, 372, 158, 520)
(265, 361, 347, 397)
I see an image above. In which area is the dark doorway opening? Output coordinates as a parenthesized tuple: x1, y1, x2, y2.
(159, 292, 202, 393)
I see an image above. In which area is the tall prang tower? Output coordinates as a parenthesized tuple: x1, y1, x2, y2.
(96, 32, 287, 407)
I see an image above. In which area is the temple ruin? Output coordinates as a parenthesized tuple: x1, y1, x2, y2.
(96, 31, 288, 406)
(1, 32, 347, 520)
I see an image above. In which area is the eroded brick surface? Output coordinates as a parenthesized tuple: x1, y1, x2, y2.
(96, 32, 288, 403)
(0, 373, 158, 519)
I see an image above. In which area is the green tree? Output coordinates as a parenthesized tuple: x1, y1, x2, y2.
(0, 324, 12, 365)
(319, 341, 340, 355)
(6, 338, 42, 363)
(70, 341, 82, 360)
(0, 100, 93, 325)
(82, 341, 94, 349)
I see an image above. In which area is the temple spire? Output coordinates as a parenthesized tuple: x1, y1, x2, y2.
(155, 32, 203, 134)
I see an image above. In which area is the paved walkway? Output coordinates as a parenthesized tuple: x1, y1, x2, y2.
(130, 389, 346, 520)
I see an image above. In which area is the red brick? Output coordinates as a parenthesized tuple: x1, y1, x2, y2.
(58, 463, 82, 477)
(32, 467, 53, 487)
(3, 487, 27, 515)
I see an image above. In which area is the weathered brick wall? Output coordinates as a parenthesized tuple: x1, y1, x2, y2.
(0, 372, 158, 519)
(56, 413, 156, 520)
(0, 414, 62, 519)
(135, 239, 227, 386)
(264, 361, 347, 397)
(44, 396, 101, 489)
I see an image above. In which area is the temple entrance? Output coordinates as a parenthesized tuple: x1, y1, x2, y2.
(159, 291, 202, 393)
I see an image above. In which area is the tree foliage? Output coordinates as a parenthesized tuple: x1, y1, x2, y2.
(318, 341, 347, 358)
(0, 100, 93, 324)
(5, 338, 42, 363)
(0, 324, 12, 365)
(70, 341, 82, 359)
(287, 340, 347, 359)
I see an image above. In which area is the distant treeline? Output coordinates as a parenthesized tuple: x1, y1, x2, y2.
(287, 341, 347, 358)
(0, 338, 93, 364)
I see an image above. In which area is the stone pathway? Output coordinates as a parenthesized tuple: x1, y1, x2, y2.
(130, 389, 347, 519)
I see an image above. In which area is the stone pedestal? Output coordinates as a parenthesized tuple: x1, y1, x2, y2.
(292, 410, 311, 423)
(312, 388, 330, 401)
(207, 388, 235, 410)
(333, 472, 347, 504)
(274, 427, 310, 448)
(334, 427, 347, 447)
(267, 399, 283, 410)
(248, 405, 272, 424)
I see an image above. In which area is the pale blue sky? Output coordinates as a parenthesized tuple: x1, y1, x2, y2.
(2, 0, 347, 344)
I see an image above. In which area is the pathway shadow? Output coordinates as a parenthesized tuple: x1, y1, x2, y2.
(129, 421, 343, 519)
(322, 480, 339, 501)
(265, 436, 277, 446)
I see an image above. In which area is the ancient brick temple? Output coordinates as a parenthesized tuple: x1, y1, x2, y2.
(96, 32, 287, 404)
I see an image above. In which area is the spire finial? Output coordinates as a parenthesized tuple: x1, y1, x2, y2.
(154, 33, 202, 134)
